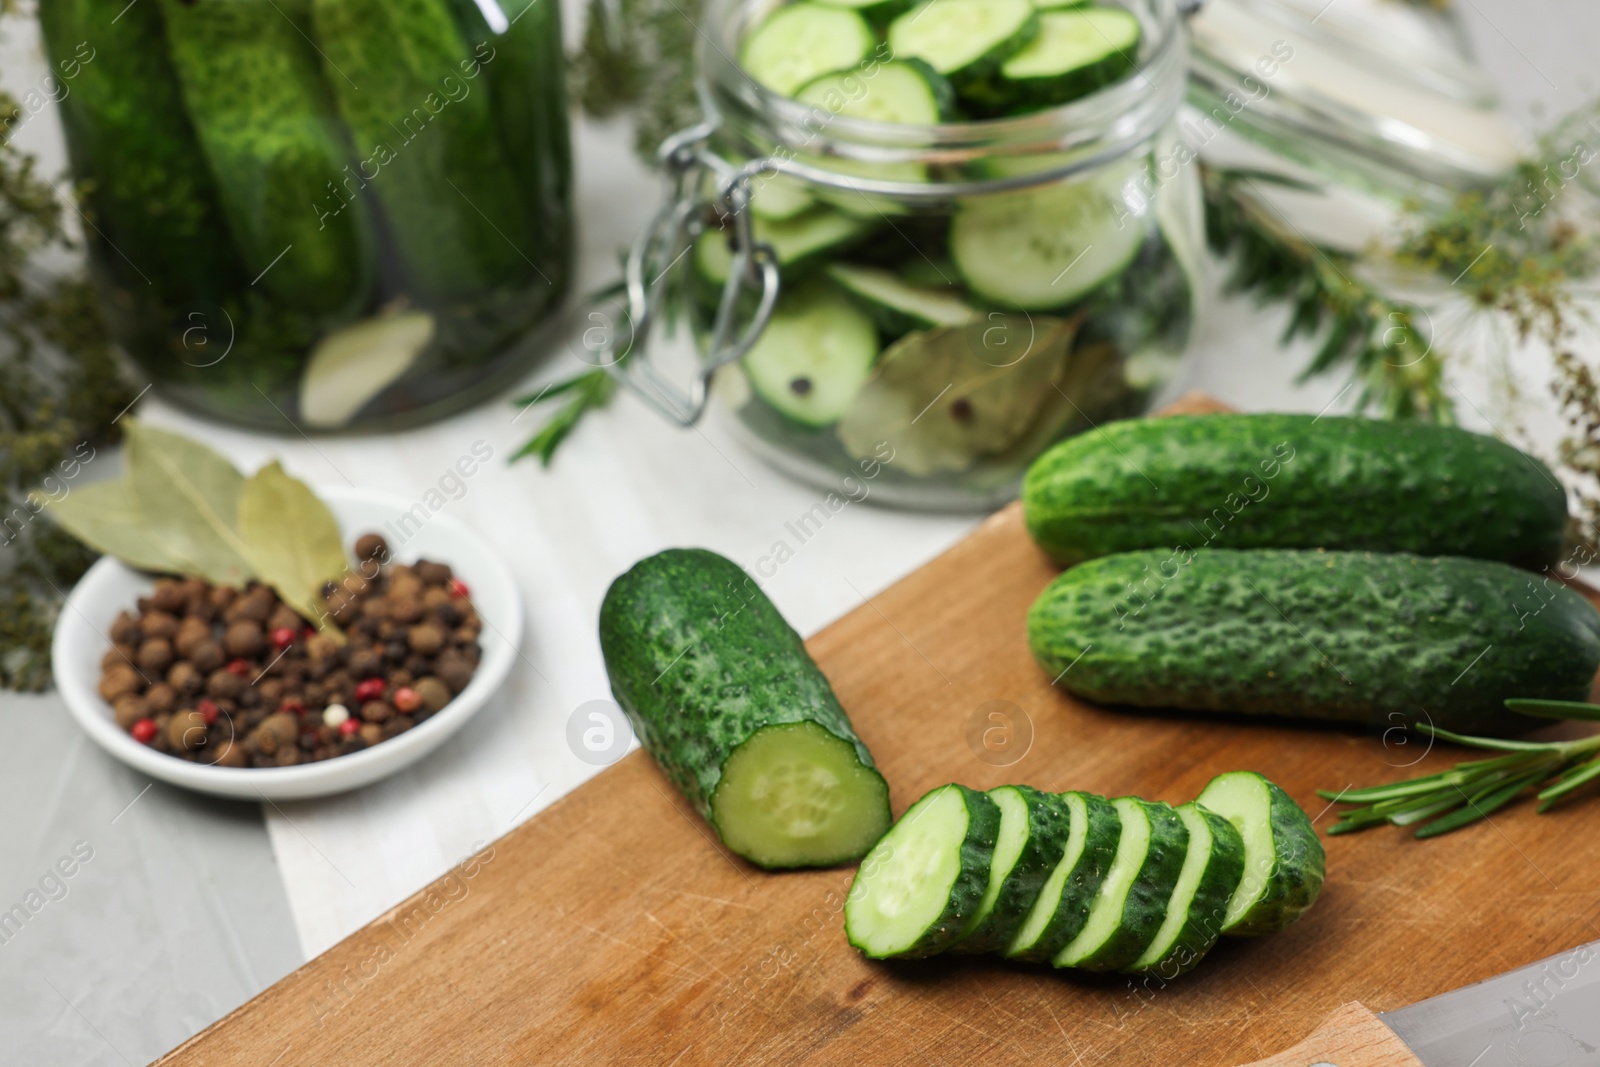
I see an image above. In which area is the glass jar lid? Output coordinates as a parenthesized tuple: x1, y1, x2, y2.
(1187, 0, 1525, 204)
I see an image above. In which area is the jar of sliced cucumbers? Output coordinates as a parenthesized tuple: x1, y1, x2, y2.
(613, 0, 1201, 508)
(39, 0, 571, 432)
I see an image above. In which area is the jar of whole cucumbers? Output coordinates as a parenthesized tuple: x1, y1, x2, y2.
(609, 0, 1199, 508)
(39, 0, 571, 432)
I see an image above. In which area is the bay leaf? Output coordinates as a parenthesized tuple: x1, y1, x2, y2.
(237, 460, 348, 637)
(837, 315, 1074, 476)
(40, 479, 185, 574)
(124, 419, 256, 587)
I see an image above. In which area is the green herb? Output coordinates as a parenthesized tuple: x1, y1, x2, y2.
(510, 368, 618, 467)
(1202, 164, 1453, 423)
(572, 0, 703, 162)
(237, 460, 347, 635)
(1, 85, 135, 691)
(1323, 700, 1600, 838)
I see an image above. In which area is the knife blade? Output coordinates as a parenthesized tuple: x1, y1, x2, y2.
(1238, 940, 1600, 1067)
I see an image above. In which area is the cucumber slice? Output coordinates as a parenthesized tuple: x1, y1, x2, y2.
(812, 0, 913, 28)
(898, 257, 963, 288)
(1196, 771, 1327, 937)
(950, 160, 1145, 309)
(996, 8, 1140, 112)
(1053, 797, 1188, 972)
(1031, 0, 1090, 8)
(795, 60, 955, 125)
(825, 262, 981, 332)
(887, 0, 1038, 92)
(742, 282, 880, 427)
(695, 207, 874, 286)
(951, 785, 1074, 954)
(740, 2, 875, 96)
(1005, 791, 1121, 962)
(750, 174, 817, 221)
(713, 721, 894, 868)
(845, 783, 1002, 958)
(1128, 802, 1246, 977)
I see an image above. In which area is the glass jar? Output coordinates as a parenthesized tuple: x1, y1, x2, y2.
(608, 0, 1200, 509)
(39, 0, 571, 432)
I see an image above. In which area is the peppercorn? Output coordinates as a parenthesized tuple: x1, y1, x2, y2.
(209, 586, 237, 612)
(131, 719, 158, 744)
(102, 645, 136, 672)
(140, 610, 179, 640)
(144, 683, 177, 715)
(174, 616, 211, 658)
(430, 601, 462, 627)
(389, 570, 424, 601)
(355, 532, 389, 562)
(448, 578, 470, 600)
(360, 700, 392, 723)
(392, 686, 421, 713)
(248, 713, 298, 755)
(197, 699, 220, 725)
(110, 611, 142, 645)
(388, 596, 423, 624)
(358, 723, 383, 745)
(113, 694, 148, 729)
(151, 580, 187, 613)
(190, 639, 225, 674)
(167, 710, 207, 751)
(435, 653, 474, 694)
(275, 747, 300, 767)
(267, 605, 302, 636)
(414, 677, 452, 713)
(137, 637, 175, 674)
(354, 677, 386, 703)
(259, 677, 284, 705)
(407, 624, 445, 655)
(212, 739, 247, 768)
(99, 664, 143, 702)
(384, 641, 408, 664)
(205, 668, 244, 700)
(224, 620, 265, 658)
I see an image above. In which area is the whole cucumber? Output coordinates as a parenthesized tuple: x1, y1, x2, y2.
(1028, 548, 1600, 736)
(160, 0, 373, 318)
(1022, 414, 1570, 568)
(37, 0, 243, 306)
(599, 548, 891, 869)
(312, 0, 536, 302)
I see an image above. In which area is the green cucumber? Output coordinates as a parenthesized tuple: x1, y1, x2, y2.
(159, 0, 373, 318)
(750, 175, 818, 221)
(950, 786, 1074, 954)
(1031, 0, 1091, 8)
(599, 549, 891, 869)
(812, 0, 914, 28)
(39, 0, 244, 308)
(1196, 772, 1325, 937)
(1129, 802, 1245, 976)
(825, 262, 981, 332)
(989, 8, 1140, 113)
(1022, 413, 1571, 568)
(1005, 791, 1121, 962)
(740, 2, 875, 96)
(845, 784, 1002, 958)
(950, 158, 1145, 309)
(742, 282, 880, 427)
(695, 207, 875, 286)
(887, 0, 1038, 94)
(313, 0, 536, 302)
(795, 60, 955, 124)
(1053, 797, 1187, 972)
(1028, 548, 1600, 736)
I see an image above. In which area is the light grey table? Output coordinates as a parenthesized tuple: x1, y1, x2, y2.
(2, 0, 1595, 1063)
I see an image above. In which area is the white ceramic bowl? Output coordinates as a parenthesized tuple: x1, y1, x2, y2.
(52, 487, 522, 800)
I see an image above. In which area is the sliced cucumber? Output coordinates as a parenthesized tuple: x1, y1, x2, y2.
(1005, 791, 1121, 962)
(898, 257, 962, 288)
(1196, 771, 1327, 938)
(740, 2, 875, 96)
(950, 785, 1073, 953)
(845, 783, 1002, 958)
(950, 159, 1145, 309)
(742, 282, 880, 427)
(1031, 0, 1090, 7)
(887, 0, 1038, 92)
(996, 8, 1140, 112)
(812, 0, 913, 27)
(750, 174, 817, 221)
(712, 721, 892, 868)
(826, 262, 981, 333)
(795, 59, 955, 125)
(695, 207, 874, 286)
(1128, 802, 1246, 977)
(1053, 797, 1188, 972)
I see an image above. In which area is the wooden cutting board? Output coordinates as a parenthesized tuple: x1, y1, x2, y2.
(159, 396, 1600, 1067)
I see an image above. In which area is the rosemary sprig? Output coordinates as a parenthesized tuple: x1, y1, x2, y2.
(510, 368, 618, 467)
(1324, 700, 1600, 838)
(1202, 164, 1454, 423)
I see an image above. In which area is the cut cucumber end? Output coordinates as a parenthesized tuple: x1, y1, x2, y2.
(845, 784, 974, 957)
(1198, 772, 1272, 931)
(1053, 795, 1148, 967)
(1196, 770, 1325, 937)
(711, 721, 890, 869)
